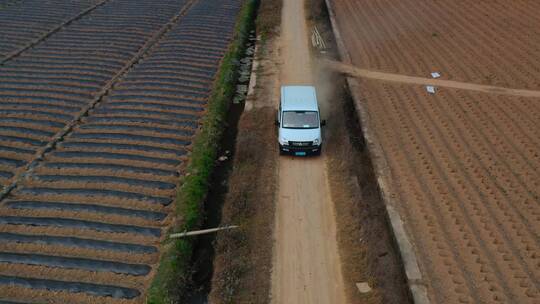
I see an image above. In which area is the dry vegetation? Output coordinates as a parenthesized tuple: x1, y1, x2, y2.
(210, 107, 277, 303)
(209, 0, 282, 302)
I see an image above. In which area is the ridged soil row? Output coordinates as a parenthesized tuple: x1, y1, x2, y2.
(0, 0, 192, 189)
(344, 0, 537, 178)
(357, 79, 539, 303)
(335, 0, 540, 89)
(330, 0, 540, 302)
(360, 82, 480, 304)
(0, 0, 103, 60)
(0, 0, 243, 303)
(434, 91, 539, 233)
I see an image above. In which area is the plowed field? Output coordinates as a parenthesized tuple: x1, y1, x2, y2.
(329, 0, 539, 303)
(0, 0, 242, 302)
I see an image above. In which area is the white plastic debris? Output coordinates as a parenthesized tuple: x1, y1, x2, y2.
(426, 86, 436, 94)
(431, 72, 441, 78)
(356, 282, 372, 293)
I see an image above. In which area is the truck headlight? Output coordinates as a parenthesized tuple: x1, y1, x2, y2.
(313, 138, 320, 145)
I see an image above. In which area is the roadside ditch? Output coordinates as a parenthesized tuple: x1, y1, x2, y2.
(145, 1, 258, 303)
(184, 30, 257, 304)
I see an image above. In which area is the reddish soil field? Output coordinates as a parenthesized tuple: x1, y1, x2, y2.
(330, 0, 540, 303)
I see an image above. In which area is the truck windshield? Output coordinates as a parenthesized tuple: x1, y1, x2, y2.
(282, 111, 319, 129)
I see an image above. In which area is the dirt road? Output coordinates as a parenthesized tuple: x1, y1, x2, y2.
(324, 59, 540, 98)
(271, 0, 347, 303)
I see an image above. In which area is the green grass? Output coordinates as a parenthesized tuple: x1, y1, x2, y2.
(146, 1, 258, 303)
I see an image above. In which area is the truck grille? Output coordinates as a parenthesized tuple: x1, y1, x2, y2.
(289, 141, 313, 146)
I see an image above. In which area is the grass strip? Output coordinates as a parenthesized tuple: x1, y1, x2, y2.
(146, 1, 258, 303)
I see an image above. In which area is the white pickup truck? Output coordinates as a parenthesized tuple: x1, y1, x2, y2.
(276, 85, 325, 156)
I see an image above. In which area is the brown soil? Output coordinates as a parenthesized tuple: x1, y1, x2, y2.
(330, 0, 540, 302)
(307, 0, 412, 302)
(0, 287, 137, 304)
(44, 154, 180, 171)
(32, 166, 177, 185)
(0, 264, 145, 290)
(0, 206, 167, 230)
(331, 0, 540, 89)
(0, 225, 158, 246)
(0, 241, 157, 265)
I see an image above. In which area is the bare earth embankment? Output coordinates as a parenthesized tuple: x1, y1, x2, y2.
(329, 0, 540, 303)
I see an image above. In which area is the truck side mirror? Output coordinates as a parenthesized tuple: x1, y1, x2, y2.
(321, 119, 327, 126)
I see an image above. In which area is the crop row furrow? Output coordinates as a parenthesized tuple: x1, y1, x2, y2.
(399, 86, 539, 291)
(0, 232, 157, 254)
(0, 252, 150, 276)
(0, 216, 161, 237)
(0, 0, 243, 301)
(5, 200, 166, 222)
(0, 275, 139, 299)
(360, 81, 480, 303)
(335, 0, 540, 302)
(382, 83, 516, 302)
(0, 0, 196, 191)
(0, 0, 104, 60)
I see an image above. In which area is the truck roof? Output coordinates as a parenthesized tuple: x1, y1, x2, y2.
(280, 85, 318, 111)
